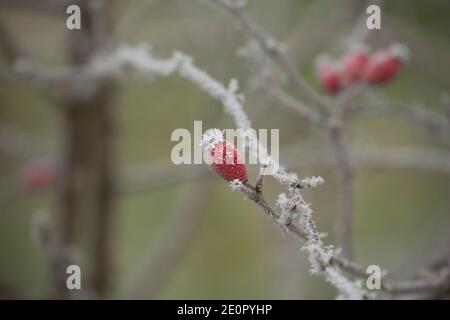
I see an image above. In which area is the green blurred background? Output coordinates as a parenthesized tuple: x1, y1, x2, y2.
(0, 0, 449, 299)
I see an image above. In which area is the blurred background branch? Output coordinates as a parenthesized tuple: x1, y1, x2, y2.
(0, 0, 449, 300)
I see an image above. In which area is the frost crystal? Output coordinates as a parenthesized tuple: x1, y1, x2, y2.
(299, 176, 324, 188)
(229, 179, 243, 191)
(201, 128, 224, 150)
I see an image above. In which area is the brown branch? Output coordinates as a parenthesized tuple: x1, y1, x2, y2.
(56, 0, 116, 299)
(327, 122, 355, 260)
(0, 19, 21, 65)
(238, 180, 450, 296)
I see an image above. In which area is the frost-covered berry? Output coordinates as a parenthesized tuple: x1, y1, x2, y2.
(20, 161, 55, 192)
(364, 53, 400, 83)
(209, 141, 248, 182)
(341, 47, 369, 84)
(201, 128, 248, 183)
(316, 57, 342, 94)
(364, 44, 407, 84)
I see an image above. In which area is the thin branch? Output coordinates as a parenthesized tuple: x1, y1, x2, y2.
(238, 183, 450, 296)
(0, 19, 21, 65)
(351, 101, 450, 145)
(283, 142, 450, 176)
(327, 122, 355, 260)
(237, 181, 369, 299)
(210, 0, 331, 119)
(209, 0, 359, 260)
(91, 42, 365, 298)
(238, 40, 321, 125)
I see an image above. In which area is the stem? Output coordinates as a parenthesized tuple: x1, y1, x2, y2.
(212, 0, 330, 119)
(328, 123, 354, 260)
(57, 0, 116, 299)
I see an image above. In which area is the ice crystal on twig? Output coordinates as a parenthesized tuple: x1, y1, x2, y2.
(229, 179, 244, 191)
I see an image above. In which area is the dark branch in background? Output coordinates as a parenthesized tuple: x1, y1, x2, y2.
(0, 13, 74, 298)
(0, 20, 21, 65)
(327, 123, 354, 260)
(56, 0, 116, 299)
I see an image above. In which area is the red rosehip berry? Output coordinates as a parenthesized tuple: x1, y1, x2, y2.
(341, 48, 369, 84)
(209, 141, 248, 183)
(364, 53, 399, 84)
(20, 161, 55, 192)
(364, 45, 407, 84)
(316, 57, 343, 94)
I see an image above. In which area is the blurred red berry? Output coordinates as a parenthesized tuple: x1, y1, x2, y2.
(316, 59, 343, 94)
(364, 53, 400, 84)
(364, 45, 407, 84)
(341, 49, 369, 84)
(209, 141, 248, 182)
(20, 162, 55, 192)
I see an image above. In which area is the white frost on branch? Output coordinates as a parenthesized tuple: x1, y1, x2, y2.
(92, 45, 251, 129)
(299, 176, 325, 188)
(200, 128, 224, 151)
(89, 44, 367, 299)
(278, 188, 371, 300)
(91, 45, 303, 186)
